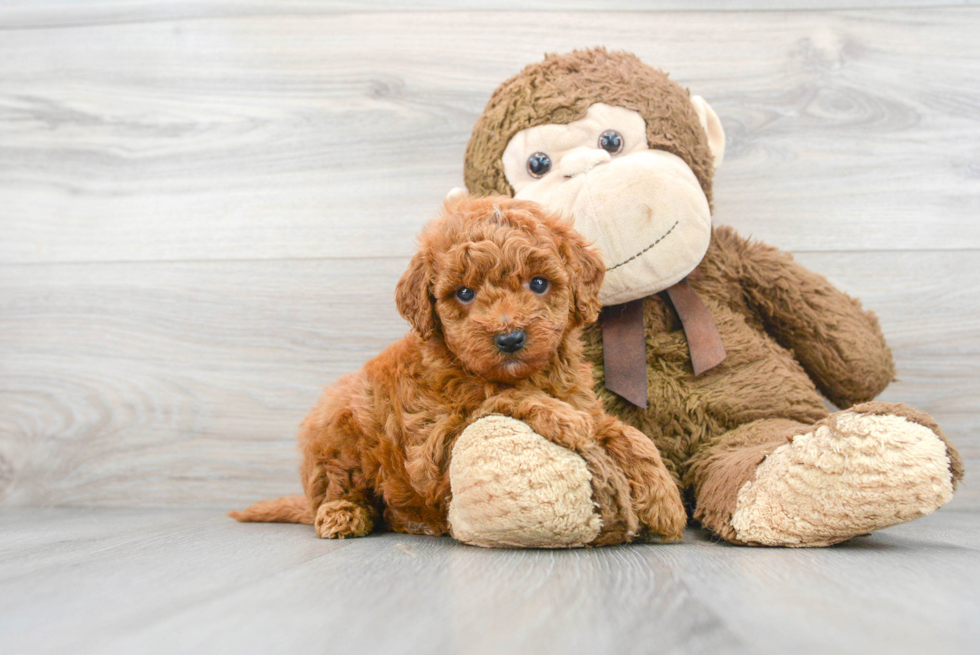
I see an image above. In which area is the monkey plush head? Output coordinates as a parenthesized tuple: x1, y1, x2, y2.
(464, 47, 725, 306)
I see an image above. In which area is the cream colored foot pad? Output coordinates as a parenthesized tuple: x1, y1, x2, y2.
(731, 412, 954, 547)
(448, 415, 601, 548)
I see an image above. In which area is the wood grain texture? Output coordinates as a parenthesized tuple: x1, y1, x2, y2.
(1, 9, 980, 263)
(3, 1, 979, 31)
(1, 251, 977, 509)
(1, 507, 978, 655)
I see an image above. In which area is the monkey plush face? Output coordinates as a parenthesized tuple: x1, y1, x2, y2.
(502, 102, 719, 305)
(465, 48, 725, 306)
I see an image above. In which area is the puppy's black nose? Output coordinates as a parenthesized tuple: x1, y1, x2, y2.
(495, 330, 526, 353)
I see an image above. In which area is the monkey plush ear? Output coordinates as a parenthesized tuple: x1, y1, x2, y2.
(559, 227, 605, 327)
(395, 251, 437, 339)
(690, 95, 726, 170)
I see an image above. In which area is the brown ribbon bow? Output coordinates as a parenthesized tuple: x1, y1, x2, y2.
(600, 275, 726, 408)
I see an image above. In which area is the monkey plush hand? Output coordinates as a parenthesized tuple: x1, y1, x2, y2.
(459, 48, 963, 547)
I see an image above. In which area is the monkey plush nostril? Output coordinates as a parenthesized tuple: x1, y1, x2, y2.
(494, 330, 526, 354)
(560, 148, 611, 178)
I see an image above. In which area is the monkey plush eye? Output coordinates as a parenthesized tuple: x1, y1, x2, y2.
(455, 287, 476, 303)
(598, 130, 624, 155)
(529, 277, 549, 294)
(526, 152, 552, 178)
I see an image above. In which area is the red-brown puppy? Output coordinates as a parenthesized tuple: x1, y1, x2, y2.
(232, 196, 685, 545)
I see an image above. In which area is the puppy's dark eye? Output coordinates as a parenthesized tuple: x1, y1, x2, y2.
(529, 277, 549, 294)
(526, 152, 552, 178)
(598, 130, 623, 155)
(455, 287, 476, 303)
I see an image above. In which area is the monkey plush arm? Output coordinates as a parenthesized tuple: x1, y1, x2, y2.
(717, 227, 896, 408)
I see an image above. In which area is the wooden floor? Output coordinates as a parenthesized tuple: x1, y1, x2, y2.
(1, 507, 977, 655)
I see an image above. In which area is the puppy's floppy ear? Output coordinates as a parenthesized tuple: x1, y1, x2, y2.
(395, 251, 437, 339)
(558, 225, 605, 326)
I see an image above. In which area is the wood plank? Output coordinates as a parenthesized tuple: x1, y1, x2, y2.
(0, 257, 409, 508)
(1, 250, 976, 509)
(2, 2, 977, 31)
(2, 9, 980, 263)
(0, 508, 977, 655)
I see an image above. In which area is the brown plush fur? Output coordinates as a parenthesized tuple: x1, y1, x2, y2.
(232, 196, 686, 543)
(587, 226, 899, 483)
(590, 227, 961, 527)
(464, 47, 716, 206)
(685, 418, 810, 543)
(687, 401, 966, 545)
(463, 48, 963, 544)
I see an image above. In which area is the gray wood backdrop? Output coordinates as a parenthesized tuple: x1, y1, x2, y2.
(1, 0, 978, 510)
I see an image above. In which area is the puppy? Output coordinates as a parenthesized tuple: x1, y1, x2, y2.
(231, 196, 685, 544)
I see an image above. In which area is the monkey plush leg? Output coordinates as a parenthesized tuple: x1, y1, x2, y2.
(593, 415, 687, 543)
(687, 403, 963, 547)
(447, 415, 638, 548)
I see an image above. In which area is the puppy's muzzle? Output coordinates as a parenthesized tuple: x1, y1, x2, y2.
(494, 330, 526, 354)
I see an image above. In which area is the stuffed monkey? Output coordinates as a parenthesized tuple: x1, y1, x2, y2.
(455, 47, 963, 547)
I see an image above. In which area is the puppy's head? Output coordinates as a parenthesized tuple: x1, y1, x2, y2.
(396, 195, 604, 383)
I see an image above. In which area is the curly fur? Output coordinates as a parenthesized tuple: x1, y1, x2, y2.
(231, 195, 686, 543)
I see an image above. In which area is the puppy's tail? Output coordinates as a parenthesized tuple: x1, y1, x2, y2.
(228, 495, 313, 525)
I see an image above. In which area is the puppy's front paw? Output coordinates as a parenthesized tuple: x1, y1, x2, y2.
(314, 500, 374, 539)
(525, 399, 595, 450)
(637, 475, 687, 543)
(608, 424, 686, 543)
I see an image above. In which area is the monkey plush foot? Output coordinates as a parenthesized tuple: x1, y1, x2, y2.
(448, 415, 602, 548)
(730, 403, 961, 547)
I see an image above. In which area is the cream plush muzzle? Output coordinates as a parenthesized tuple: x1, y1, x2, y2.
(502, 104, 712, 306)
